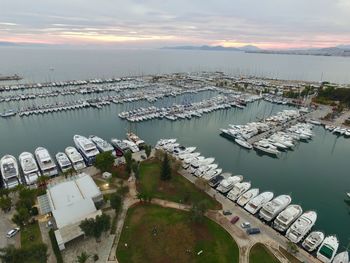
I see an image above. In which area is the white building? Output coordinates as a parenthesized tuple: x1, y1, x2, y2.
(38, 173, 103, 250)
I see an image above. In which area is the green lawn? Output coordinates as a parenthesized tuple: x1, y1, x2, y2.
(116, 204, 239, 263)
(249, 243, 280, 263)
(21, 221, 43, 248)
(137, 160, 221, 210)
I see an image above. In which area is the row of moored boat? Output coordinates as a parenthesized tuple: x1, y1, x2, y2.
(155, 138, 347, 263)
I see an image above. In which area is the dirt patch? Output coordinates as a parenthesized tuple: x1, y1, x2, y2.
(190, 222, 213, 241)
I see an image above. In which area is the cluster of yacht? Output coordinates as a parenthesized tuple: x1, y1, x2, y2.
(0, 133, 144, 189)
(119, 95, 249, 122)
(325, 125, 350, 138)
(220, 109, 314, 157)
(155, 138, 344, 263)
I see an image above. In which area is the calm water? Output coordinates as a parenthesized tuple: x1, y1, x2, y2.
(1, 47, 350, 83)
(0, 48, 349, 246)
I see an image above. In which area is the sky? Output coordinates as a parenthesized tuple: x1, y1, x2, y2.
(0, 0, 350, 49)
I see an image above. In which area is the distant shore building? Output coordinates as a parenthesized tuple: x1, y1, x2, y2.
(37, 173, 103, 250)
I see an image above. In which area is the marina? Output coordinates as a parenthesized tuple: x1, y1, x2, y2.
(156, 138, 343, 260)
(0, 72, 349, 250)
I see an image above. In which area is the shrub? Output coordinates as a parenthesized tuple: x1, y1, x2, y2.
(48, 229, 63, 263)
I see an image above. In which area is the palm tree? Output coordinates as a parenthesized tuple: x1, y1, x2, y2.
(76, 251, 90, 263)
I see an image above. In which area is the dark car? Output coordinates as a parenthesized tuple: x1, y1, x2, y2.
(222, 210, 232, 216)
(230, 216, 240, 224)
(246, 228, 261, 235)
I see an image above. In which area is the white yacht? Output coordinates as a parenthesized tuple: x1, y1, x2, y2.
(122, 139, 139, 153)
(235, 138, 252, 149)
(216, 175, 243, 194)
(273, 204, 303, 232)
(237, 188, 259, 206)
(253, 141, 280, 156)
(34, 147, 58, 177)
(55, 152, 72, 172)
(111, 138, 129, 151)
(285, 211, 317, 243)
(227, 182, 251, 201)
(302, 231, 325, 252)
(201, 168, 222, 180)
(0, 155, 20, 188)
(90, 135, 116, 156)
(332, 251, 349, 263)
(73, 135, 99, 165)
(317, 235, 339, 263)
(244, 191, 274, 214)
(19, 152, 40, 185)
(259, 195, 292, 221)
(65, 146, 86, 171)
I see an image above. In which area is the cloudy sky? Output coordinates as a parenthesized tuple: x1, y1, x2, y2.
(1, 0, 350, 49)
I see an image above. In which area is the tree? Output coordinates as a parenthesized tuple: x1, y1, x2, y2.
(0, 196, 11, 212)
(160, 153, 171, 181)
(110, 193, 122, 214)
(18, 187, 37, 210)
(154, 149, 164, 161)
(124, 150, 132, 174)
(37, 175, 50, 189)
(144, 145, 152, 158)
(190, 200, 209, 223)
(286, 241, 299, 255)
(131, 161, 139, 179)
(0, 243, 47, 263)
(76, 252, 90, 263)
(0, 188, 10, 197)
(195, 178, 209, 192)
(95, 151, 115, 172)
(80, 214, 111, 241)
(12, 207, 31, 227)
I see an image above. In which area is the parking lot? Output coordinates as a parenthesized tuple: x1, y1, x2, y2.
(0, 209, 20, 248)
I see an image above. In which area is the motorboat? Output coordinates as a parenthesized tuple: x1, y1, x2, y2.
(253, 141, 280, 156)
(259, 195, 292, 221)
(19, 152, 40, 185)
(235, 138, 252, 150)
(34, 147, 58, 177)
(216, 175, 243, 194)
(122, 139, 139, 153)
(244, 191, 274, 214)
(273, 204, 303, 232)
(111, 138, 129, 152)
(302, 231, 325, 252)
(208, 174, 226, 188)
(65, 146, 86, 170)
(55, 152, 72, 172)
(0, 155, 20, 188)
(237, 188, 259, 206)
(317, 235, 339, 263)
(332, 251, 349, 263)
(127, 132, 145, 146)
(73, 135, 99, 165)
(227, 182, 251, 201)
(201, 168, 222, 180)
(286, 211, 317, 243)
(90, 135, 116, 156)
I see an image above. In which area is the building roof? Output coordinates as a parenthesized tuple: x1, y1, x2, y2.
(46, 173, 102, 229)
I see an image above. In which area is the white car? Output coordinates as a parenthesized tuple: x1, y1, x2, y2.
(241, 222, 251, 229)
(6, 227, 20, 238)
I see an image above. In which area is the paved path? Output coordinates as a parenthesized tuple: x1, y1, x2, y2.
(181, 169, 322, 263)
(38, 220, 56, 263)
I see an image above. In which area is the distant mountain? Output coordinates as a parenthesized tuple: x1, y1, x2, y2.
(162, 45, 261, 52)
(248, 46, 350, 57)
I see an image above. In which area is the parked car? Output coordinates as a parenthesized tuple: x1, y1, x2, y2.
(246, 228, 261, 235)
(241, 222, 251, 228)
(230, 216, 239, 224)
(222, 210, 232, 216)
(6, 227, 20, 238)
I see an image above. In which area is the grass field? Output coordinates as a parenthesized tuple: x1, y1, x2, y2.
(116, 204, 239, 263)
(137, 160, 221, 210)
(249, 243, 280, 263)
(20, 221, 43, 248)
